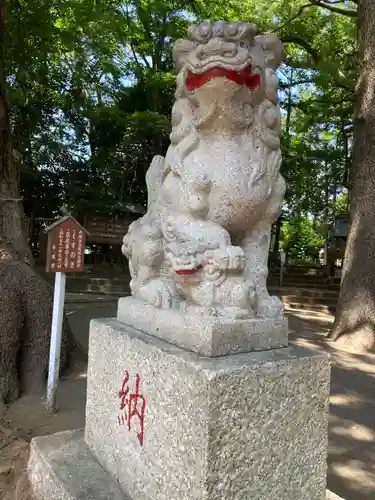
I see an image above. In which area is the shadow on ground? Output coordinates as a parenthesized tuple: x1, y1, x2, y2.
(66, 299, 118, 352)
(288, 310, 375, 500)
(4, 348, 87, 438)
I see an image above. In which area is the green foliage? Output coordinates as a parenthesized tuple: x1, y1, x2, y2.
(281, 215, 325, 263)
(333, 190, 350, 216)
(2, 0, 358, 264)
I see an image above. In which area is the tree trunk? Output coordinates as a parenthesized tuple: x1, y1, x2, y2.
(0, 1, 74, 404)
(328, 0, 375, 352)
(0, 0, 31, 264)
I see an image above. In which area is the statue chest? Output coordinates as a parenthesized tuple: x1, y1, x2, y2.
(185, 139, 271, 227)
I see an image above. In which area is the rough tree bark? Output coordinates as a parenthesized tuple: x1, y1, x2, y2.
(0, 1, 74, 404)
(328, 0, 375, 352)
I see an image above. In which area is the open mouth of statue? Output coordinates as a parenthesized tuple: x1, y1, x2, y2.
(175, 265, 203, 275)
(186, 65, 261, 92)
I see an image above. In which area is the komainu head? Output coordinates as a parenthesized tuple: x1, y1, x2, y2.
(172, 21, 283, 97)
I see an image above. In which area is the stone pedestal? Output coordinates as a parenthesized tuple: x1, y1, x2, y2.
(82, 318, 330, 500)
(27, 315, 334, 500)
(29, 315, 332, 500)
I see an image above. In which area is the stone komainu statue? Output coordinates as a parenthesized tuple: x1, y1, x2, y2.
(122, 21, 285, 319)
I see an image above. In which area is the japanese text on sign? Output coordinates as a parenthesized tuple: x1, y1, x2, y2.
(46, 219, 86, 273)
(117, 369, 146, 446)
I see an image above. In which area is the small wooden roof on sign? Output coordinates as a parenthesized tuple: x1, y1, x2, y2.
(44, 215, 90, 235)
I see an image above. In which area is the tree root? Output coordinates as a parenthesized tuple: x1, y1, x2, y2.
(0, 261, 74, 404)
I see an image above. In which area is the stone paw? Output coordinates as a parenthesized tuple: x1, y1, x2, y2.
(219, 306, 254, 319)
(137, 280, 168, 309)
(137, 279, 177, 309)
(256, 294, 284, 318)
(226, 246, 246, 271)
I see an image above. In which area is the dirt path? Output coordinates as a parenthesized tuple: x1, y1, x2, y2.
(288, 312, 375, 500)
(0, 422, 32, 500)
(0, 349, 86, 500)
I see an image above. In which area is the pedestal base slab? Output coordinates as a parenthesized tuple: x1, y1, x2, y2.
(117, 296, 288, 356)
(28, 429, 342, 500)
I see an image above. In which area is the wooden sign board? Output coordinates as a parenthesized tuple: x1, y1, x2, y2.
(45, 216, 87, 273)
(84, 215, 136, 244)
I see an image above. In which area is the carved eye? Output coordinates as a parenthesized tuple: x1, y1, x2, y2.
(239, 41, 247, 48)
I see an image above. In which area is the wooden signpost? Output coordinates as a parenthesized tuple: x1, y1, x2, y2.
(45, 215, 88, 412)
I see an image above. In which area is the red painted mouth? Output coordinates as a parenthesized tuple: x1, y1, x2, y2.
(175, 265, 203, 275)
(186, 66, 260, 92)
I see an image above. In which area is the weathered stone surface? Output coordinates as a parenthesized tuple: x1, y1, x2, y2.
(117, 296, 288, 356)
(85, 317, 330, 500)
(122, 21, 286, 321)
(27, 427, 343, 500)
(28, 429, 127, 500)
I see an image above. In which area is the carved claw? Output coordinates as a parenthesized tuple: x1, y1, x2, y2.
(121, 233, 132, 258)
(137, 279, 174, 309)
(202, 262, 222, 281)
(256, 294, 284, 318)
(226, 246, 246, 271)
(208, 246, 245, 273)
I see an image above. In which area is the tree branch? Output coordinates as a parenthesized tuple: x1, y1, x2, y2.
(297, 94, 354, 108)
(308, 0, 357, 17)
(280, 79, 315, 89)
(335, 81, 355, 92)
(270, 4, 314, 33)
(130, 44, 142, 67)
(121, 3, 151, 69)
(271, 0, 357, 35)
(282, 36, 321, 63)
(285, 58, 317, 69)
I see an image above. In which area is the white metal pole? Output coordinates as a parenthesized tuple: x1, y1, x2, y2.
(280, 264, 283, 287)
(46, 271, 66, 413)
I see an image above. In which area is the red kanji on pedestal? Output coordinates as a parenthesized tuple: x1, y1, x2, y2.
(118, 369, 146, 446)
